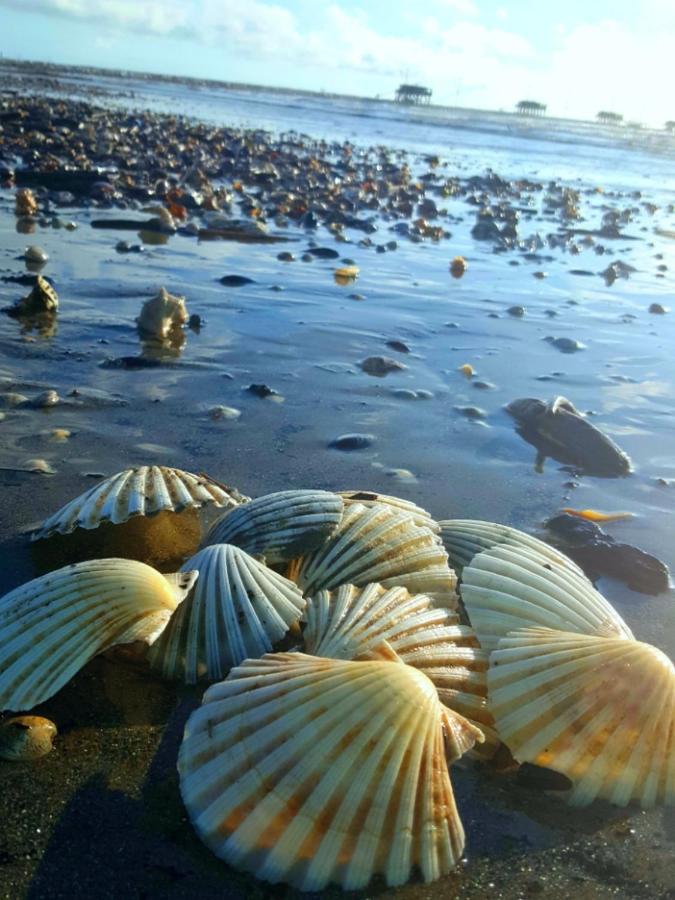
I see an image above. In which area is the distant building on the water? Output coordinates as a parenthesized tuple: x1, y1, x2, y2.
(515, 100, 546, 117)
(395, 84, 432, 105)
(597, 111, 623, 125)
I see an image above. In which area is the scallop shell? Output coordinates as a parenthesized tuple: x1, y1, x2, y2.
(303, 583, 498, 753)
(339, 490, 440, 532)
(459, 542, 633, 652)
(439, 519, 580, 575)
(203, 490, 344, 564)
(0, 715, 57, 761)
(147, 545, 306, 683)
(489, 627, 675, 807)
(31, 466, 247, 540)
(178, 652, 483, 890)
(286, 503, 457, 608)
(0, 559, 196, 711)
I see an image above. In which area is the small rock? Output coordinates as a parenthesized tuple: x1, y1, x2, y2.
(220, 275, 255, 287)
(24, 245, 48, 265)
(277, 251, 295, 262)
(308, 247, 339, 259)
(330, 433, 374, 451)
(507, 305, 525, 317)
(454, 405, 487, 420)
(544, 336, 586, 353)
(246, 383, 279, 398)
(209, 405, 241, 420)
(649, 303, 669, 314)
(386, 340, 410, 354)
(360, 356, 407, 377)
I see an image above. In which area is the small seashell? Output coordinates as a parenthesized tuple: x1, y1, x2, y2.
(136, 287, 188, 340)
(0, 715, 57, 761)
(0, 559, 197, 711)
(302, 582, 498, 754)
(450, 256, 467, 278)
(203, 490, 344, 565)
(339, 490, 440, 532)
(208, 405, 240, 421)
(334, 265, 359, 279)
(15, 189, 38, 218)
(178, 653, 482, 890)
(8, 276, 58, 317)
(489, 627, 675, 807)
(286, 502, 457, 608)
(148, 544, 306, 683)
(458, 363, 475, 377)
(31, 465, 246, 540)
(459, 541, 634, 652)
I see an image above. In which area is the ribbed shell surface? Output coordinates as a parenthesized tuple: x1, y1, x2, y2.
(489, 627, 675, 807)
(32, 466, 247, 540)
(338, 491, 440, 533)
(286, 503, 457, 608)
(303, 583, 496, 754)
(0, 559, 196, 711)
(439, 519, 582, 576)
(178, 653, 482, 890)
(460, 543, 633, 652)
(147, 545, 306, 683)
(202, 490, 344, 564)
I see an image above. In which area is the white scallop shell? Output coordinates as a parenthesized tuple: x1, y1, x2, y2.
(338, 490, 440, 532)
(303, 583, 497, 753)
(286, 503, 457, 608)
(460, 543, 633, 652)
(439, 519, 578, 575)
(0, 559, 196, 711)
(147, 545, 306, 683)
(32, 466, 248, 540)
(178, 652, 483, 890)
(489, 627, 675, 807)
(203, 490, 344, 564)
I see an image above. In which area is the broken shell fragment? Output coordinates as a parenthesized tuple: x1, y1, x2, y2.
(203, 490, 344, 565)
(460, 542, 633, 652)
(286, 503, 457, 608)
(0, 559, 196, 711)
(338, 490, 440, 533)
(302, 583, 497, 753)
(489, 627, 675, 807)
(32, 466, 245, 541)
(136, 287, 188, 340)
(148, 545, 306, 683)
(178, 653, 482, 890)
(0, 715, 57, 761)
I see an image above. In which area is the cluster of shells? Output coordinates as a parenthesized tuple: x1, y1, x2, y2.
(1, 467, 674, 890)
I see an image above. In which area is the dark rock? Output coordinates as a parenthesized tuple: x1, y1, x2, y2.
(329, 433, 374, 451)
(649, 303, 669, 314)
(246, 383, 279, 398)
(308, 247, 339, 259)
(385, 340, 410, 354)
(220, 275, 256, 287)
(544, 336, 585, 353)
(360, 356, 407, 376)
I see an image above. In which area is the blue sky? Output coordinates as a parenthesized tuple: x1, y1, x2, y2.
(0, 0, 673, 125)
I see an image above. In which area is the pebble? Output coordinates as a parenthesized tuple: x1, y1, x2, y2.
(277, 251, 295, 262)
(391, 389, 418, 400)
(544, 336, 586, 353)
(330, 433, 374, 451)
(349, 293, 366, 301)
(385, 340, 410, 354)
(648, 303, 669, 314)
(209, 405, 241, 420)
(473, 380, 496, 390)
(23, 245, 48, 264)
(454, 405, 487, 420)
(507, 305, 525, 317)
(0, 393, 29, 408)
(246, 383, 280, 398)
(30, 389, 59, 408)
(0, 716, 57, 761)
(220, 275, 255, 287)
(308, 247, 339, 259)
(360, 356, 407, 376)
(385, 468, 416, 481)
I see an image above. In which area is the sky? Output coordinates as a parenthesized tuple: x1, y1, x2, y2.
(0, 0, 673, 126)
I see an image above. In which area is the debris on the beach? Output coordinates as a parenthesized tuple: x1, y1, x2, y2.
(359, 355, 406, 376)
(220, 274, 256, 287)
(15, 189, 38, 218)
(458, 363, 475, 377)
(0, 559, 197, 710)
(489, 627, 675, 807)
(4, 276, 58, 319)
(0, 716, 57, 761)
(203, 489, 344, 564)
(505, 396, 632, 477)
(334, 265, 359, 280)
(546, 512, 670, 595)
(23, 245, 48, 265)
(148, 544, 306, 682)
(178, 654, 481, 890)
(136, 287, 188, 341)
(450, 256, 467, 278)
(560, 508, 633, 522)
(208, 405, 240, 421)
(0, 393, 29, 409)
(329, 433, 374, 451)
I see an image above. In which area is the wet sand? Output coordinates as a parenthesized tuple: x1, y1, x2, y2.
(1, 69, 675, 899)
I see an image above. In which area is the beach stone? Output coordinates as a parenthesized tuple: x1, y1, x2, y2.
(220, 275, 255, 287)
(360, 356, 407, 376)
(455, 405, 487, 420)
(544, 336, 585, 353)
(386, 340, 410, 354)
(246, 383, 279, 398)
(648, 303, 668, 314)
(507, 305, 525, 317)
(330, 433, 374, 451)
